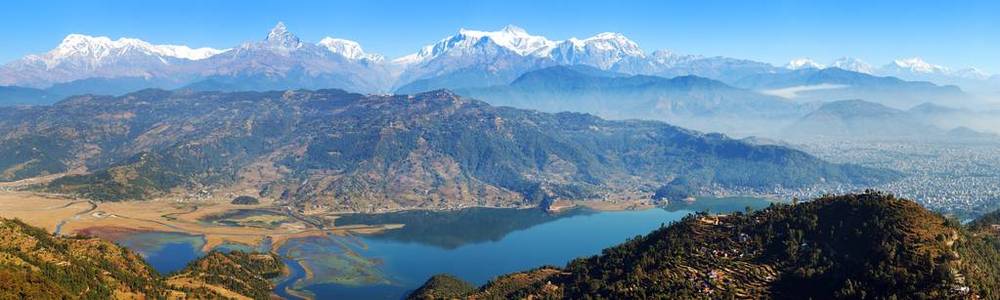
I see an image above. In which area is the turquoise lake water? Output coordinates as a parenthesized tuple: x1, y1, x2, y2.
(113, 197, 771, 299)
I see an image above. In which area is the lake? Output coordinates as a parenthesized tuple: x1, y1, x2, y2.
(113, 196, 772, 299)
(113, 231, 205, 274)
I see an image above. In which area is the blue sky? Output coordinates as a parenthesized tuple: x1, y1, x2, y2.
(1, 0, 998, 72)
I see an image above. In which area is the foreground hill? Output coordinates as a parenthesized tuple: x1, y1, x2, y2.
(0, 89, 895, 212)
(410, 192, 1000, 299)
(0, 218, 281, 299)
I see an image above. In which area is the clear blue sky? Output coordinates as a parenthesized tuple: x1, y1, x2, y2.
(1, 0, 997, 72)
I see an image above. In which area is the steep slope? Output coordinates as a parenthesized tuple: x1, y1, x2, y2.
(167, 251, 284, 299)
(392, 25, 558, 93)
(0, 218, 282, 299)
(391, 26, 780, 94)
(411, 192, 1000, 299)
(0, 89, 895, 212)
(182, 22, 392, 94)
(0, 218, 167, 298)
(957, 209, 1000, 299)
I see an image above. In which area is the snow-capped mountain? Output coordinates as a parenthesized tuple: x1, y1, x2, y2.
(785, 58, 824, 70)
(830, 57, 874, 74)
(0, 22, 395, 92)
(0, 23, 994, 99)
(317, 37, 384, 63)
(874, 57, 996, 95)
(263, 21, 303, 50)
(550, 32, 645, 69)
(881, 57, 950, 76)
(390, 25, 559, 92)
(49, 34, 224, 62)
(392, 25, 656, 92)
(0, 33, 225, 87)
(393, 25, 556, 66)
(183, 22, 392, 93)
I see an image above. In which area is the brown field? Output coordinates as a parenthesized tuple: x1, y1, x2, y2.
(0, 192, 93, 232)
(0, 191, 401, 252)
(0, 189, 641, 255)
(574, 198, 655, 211)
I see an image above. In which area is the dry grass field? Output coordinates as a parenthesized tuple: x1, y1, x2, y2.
(0, 191, 401, 252)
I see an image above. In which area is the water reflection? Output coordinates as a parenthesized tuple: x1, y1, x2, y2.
(334, 207, 592, 249)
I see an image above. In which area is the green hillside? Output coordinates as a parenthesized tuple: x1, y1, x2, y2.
(410, 192, 1000, 299)
(0, 218, 282, 299)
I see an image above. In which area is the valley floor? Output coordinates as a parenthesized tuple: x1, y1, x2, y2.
(0, 191, 400, 253)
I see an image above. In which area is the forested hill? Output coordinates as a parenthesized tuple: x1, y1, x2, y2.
(0, 89, 896, 212)
(0, 218, 282, 299)
(409, 192, 1000, 299)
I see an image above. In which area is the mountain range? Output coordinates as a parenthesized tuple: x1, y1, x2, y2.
(455, 66, 997, 138)
(457, 65, 807, 136)
(735, 67, 967, 107)
(0, 23, 991, 107)
(0, 89, 896, 212)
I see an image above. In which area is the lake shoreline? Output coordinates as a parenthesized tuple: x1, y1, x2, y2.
(0, 190, 775, 299)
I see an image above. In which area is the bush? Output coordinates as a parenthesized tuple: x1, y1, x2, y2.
(231, 196, 259, 205)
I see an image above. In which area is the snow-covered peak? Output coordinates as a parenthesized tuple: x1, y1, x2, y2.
(565, 32, 644, 58)
(391, 25, 649, 70)
(265, 21, 302, 49)
(317, 37, 384, 62)
(455, 25, 557, 56)
(43, 33, 224, 65)
(393, 25, 557, 66)
(785, 58, 824, 70)
(500, 24, 528, 35)
(549, 32, 646, 69)
(830, 57, 874, 74)
(887, 57, 949, 74)
(151, 45, 227, 60)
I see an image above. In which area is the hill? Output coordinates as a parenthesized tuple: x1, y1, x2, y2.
(0, 218, 282, 299)
(410, 192, 1000, 299)
(457, 66, 806, 136)
(0, 89, 896, 212)
(0, 86, 59, 106)
(783, 99, 943, 139)
(782, 99, 1000, 141)
(734, 67, 970, 108)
